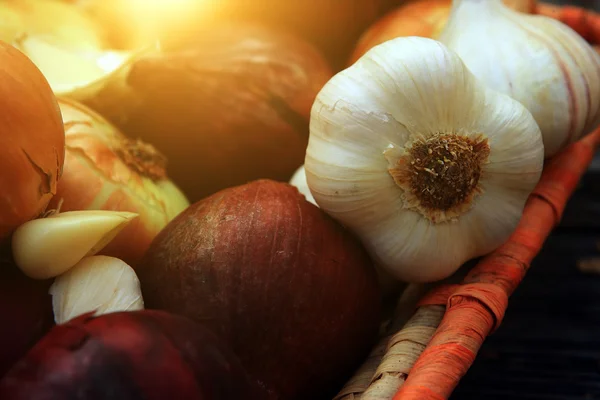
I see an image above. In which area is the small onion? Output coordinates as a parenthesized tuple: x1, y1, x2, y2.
(349, 0, 536, 64)
(84, 24, 333, 202)
(0, 40, 65, 240)
(47, 98, 189, 267)
(138, 180, 382, 399)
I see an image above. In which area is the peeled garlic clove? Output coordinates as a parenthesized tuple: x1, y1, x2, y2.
(50, 255, 144, 324)
(305, 36, 544, 283)
(12, 210, 138, 279)
(289, 165, 317, 206)
(438, 0, 600, 157)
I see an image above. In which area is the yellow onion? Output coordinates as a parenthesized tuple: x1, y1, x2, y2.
(77, 24, 333, 202)
(350, 0, 536, 64)
(47, 98, 189, 267)
(0, 40, 65, 240)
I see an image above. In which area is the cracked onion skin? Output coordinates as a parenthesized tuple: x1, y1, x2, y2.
(0, 310, 269, 400)
(0, 41, 65, 240)
(47, 98, 189, 267)
(0, 253, 54, 378)
(86, 24, 332, 203)
(138, 180, 382, 399)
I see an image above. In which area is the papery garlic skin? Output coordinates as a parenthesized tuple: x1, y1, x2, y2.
(438, 0, 600, 158)
(289, 166, 317, 206)
(12, 210, 138, 279)
(50, 255, 144, 324)
(305, 37, 544, 283)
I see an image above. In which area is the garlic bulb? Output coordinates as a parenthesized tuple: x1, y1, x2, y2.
(438, 0, 600, 158)
(50, 255, 144, 324)
(305, 37, 544, 283)
(289, 166, 317, 206)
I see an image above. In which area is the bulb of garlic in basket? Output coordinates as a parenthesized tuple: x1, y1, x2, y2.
(305, 36, 544, 283)
(437, 0, 600, 158)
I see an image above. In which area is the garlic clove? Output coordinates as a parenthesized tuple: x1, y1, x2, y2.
(437, 0, 600, 157)
(289, 166, 317, 206)
(50, 255, 144, 324)
(305, 36, 544, 283)
(12, 210, 138, 279)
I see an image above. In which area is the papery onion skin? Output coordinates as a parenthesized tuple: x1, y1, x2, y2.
(86, 24, 332, 203)
(138, 180, 382, 399)
(0, 310, 269, 400)
(0, 41, 65, 240)
(47, 98, 189, 268)
(0, 253, 54, 378)
(349, 0, 536, 64)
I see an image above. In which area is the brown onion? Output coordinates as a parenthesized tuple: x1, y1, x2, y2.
(83, 24, 332, 203)
(47, 98, 189, 267)
(138, 180, 382, 399)
(0, 40, 65, 240)
(350, 0, 537, 64)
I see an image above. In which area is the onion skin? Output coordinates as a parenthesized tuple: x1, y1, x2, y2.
(138, 180, 382, 399)
(350, 0, 537, 64)
(0, 41, 65, 240)
(84, 24, 332, 203)
(0, 310, 269, 400)
(207, 0, 397, 69)
(0, 254, 54, 378)
(4, 0, 106, 51)
(47, 98, 189, 267)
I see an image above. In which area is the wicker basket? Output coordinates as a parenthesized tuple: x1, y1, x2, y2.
(334, 3, 600, 400)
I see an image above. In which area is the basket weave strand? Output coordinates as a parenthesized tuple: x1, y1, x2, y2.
(393, 127, 600, 400)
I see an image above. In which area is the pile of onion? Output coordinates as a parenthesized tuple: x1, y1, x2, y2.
(81, 23, 333, 202)
(47, 98, 189, 267)
(349, 0, 537, 64)
(0, 40, 65, 240)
